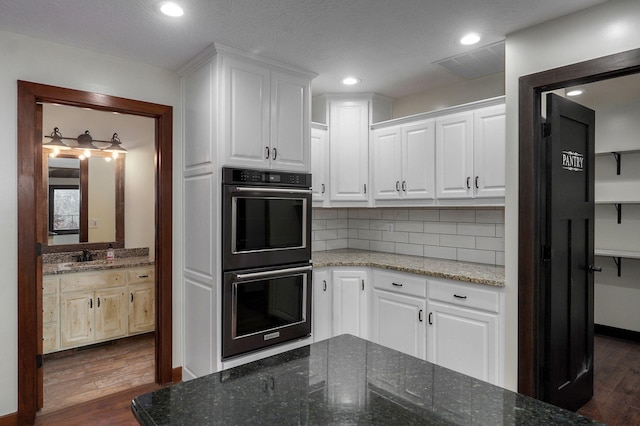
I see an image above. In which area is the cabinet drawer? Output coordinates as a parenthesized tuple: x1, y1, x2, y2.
(373, 270, 427, 298)
(60, 271, 126, 292)
(128, 268, 155, 284)
(43, 276, 59, 295)
(427, 279, 499, 313)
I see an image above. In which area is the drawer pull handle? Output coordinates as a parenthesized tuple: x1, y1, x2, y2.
(131, 293, 134, 303)
(361, 279, 365, 291)
(428, 312, 433, 325)
(392, 282, 403, 287)
(419, 310, 423, 322)
(89, 298, 93, 309)
(453, 294, 467, 299)
(323, 280, 327, 291)
(138, 274, 149, 278)
(97, 297, 101, 308)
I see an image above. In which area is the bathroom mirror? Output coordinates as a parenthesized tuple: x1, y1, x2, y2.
(42, 151, 125, 253)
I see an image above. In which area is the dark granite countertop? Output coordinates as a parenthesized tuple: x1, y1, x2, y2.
(131, 334, 599, 425)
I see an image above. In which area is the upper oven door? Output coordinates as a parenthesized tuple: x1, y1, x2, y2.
(223, 185, 312, 270)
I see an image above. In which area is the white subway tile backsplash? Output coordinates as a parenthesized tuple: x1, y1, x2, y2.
(349, 239, 370, 250)
(425, 222, 457, 234)
(370, 240, 395, 253)
(439, 209, 476, 223)
(313, 207, 505, 265)
(409, 233, 440, 246)
(476, 236, 504, 251)
(424, 245, 457, 260)
(382, 231, 409, 243)
(457, 223, 495, 237)
(440, 234, 476, 249)
(476, 209, 505, 224)
(457, 248, 496, 264)
(395, 221, 424, 233)
(396, 243, 424, 257)
(382, 209, 409, 220)
(409, 209, 440, 222)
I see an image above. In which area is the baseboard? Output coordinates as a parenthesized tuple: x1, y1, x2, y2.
(0, 411, 18, 426)
(172, 366, 182, 383)
(595, 323, 640, 342)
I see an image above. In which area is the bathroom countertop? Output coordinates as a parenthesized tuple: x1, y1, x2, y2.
(312, 249, 505, 287)
(131, 334, 598, 425)
(43, 256, 154, 275)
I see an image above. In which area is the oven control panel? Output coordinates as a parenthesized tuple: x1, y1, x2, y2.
(223, 167, 311, 188)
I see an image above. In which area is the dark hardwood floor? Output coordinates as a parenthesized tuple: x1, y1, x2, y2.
(578, 334, 640, 425)
(34, 333, 639, 425)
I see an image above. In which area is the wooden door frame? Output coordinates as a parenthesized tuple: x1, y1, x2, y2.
(17, 81, 173, 424)
(518, 48, 640, 398)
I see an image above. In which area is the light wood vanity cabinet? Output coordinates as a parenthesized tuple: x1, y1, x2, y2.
(44, 266, 155, 354)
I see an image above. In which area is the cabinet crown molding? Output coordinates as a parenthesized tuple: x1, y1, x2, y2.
(178, 42, 317, 79)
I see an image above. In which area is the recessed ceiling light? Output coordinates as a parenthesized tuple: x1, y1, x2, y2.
(341, 76, 361, 86)
(566, 89, 584, 97)
(160, 2, 184, 17)
(459, 33, 481, 46)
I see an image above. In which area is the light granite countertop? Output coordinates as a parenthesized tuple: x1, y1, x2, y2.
(312, 249, 505, 287)
(43, 256, 154, 275)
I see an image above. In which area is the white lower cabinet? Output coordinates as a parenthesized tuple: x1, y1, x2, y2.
(371, 270, 426, 359)
(312, 266, 503, 385)
(331, 269, 369, 339)
(426, 278, 503, 386)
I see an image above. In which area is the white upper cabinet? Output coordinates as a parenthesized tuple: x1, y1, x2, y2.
(372, 119, 435, 202)
(222, 53, 313, 171)
(330, 100, 370, 202)
(473, 104, 506, 198)
(435, 103, 505, 200)
(311, 125, 329, 204)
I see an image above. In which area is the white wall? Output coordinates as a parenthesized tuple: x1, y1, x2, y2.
(393, 72, 504, 118)
(504, 0, 640, 391)
(0, 29, 182, 415)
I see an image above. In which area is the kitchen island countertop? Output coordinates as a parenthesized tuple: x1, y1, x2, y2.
(312, 249, 505, 287)
(131, 334, 598, 425)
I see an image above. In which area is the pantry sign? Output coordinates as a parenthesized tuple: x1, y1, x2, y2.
(561, 150, 584, 172)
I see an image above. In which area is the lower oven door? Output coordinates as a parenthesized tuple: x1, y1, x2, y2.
(222, 264, 312, 359)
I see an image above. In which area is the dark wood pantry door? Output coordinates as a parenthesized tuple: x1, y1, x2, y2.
(541, 93, 596, 411)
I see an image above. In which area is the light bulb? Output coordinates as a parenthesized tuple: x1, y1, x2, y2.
(79, 154, 86, 161)
(84, 149, 91, 158)
(112, 151, 119, 159)
(104, 157, 112, 162)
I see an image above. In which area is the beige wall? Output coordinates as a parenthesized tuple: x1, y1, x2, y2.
(503, 0, 640, 391)
(393, 72, 504, 118)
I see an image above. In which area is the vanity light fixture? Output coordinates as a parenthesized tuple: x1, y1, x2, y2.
(43, 127, 127, 161)
(160, 2, 184, 17)
(459, 33, 481, 46)
(341, 76, 361, 86)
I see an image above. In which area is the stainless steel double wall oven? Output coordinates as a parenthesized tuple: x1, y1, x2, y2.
(222, 167, 312, 359)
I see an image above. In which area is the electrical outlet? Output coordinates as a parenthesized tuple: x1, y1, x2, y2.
(386, 223, 394, 233)
(88, 219, 98, 228)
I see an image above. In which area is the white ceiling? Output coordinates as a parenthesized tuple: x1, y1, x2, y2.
(0, 0, 608, 99)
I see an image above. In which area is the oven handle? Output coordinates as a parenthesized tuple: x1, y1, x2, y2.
(235, 265, 313, 280)
(234, 187, 312, 195)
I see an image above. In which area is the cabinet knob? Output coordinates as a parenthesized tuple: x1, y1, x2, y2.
(419, 309, 423, 322)
(272, 148, 277, 160)
(466, 177, 471, 189)
(321, 184, 325, 194)
(428, 312, 433, 325)
(475, 176, 479, 189)
(402, 181, 406, 192)
(396, 181, 400, 191)
(323, 280, 327, 291)
(265, 146, 270, 159)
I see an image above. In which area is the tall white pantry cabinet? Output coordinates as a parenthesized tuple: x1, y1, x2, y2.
(179, 44, 315, 379)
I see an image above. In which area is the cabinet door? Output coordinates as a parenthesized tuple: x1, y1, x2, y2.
(331, 270, 368, 338)
(311, 127, 328, 203)
(223, 56, 271, 167)
(270, 70, 309, 171)
(129, 282, 156, 334)
(95, 287, 127, 341)
(435, 112, 473, 199)
(330, 101, 369, 202)
(426, 300, 497, 384)
(60, 291, 94, 348)
(372, 126, 402, 200)
(473, 105, 506, 198)
(312, 269, 332, 342)
(402, 119, 435, 200)
(372, 290, 426, 359)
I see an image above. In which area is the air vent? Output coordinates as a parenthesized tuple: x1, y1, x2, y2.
(434, 41, 505, 79)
